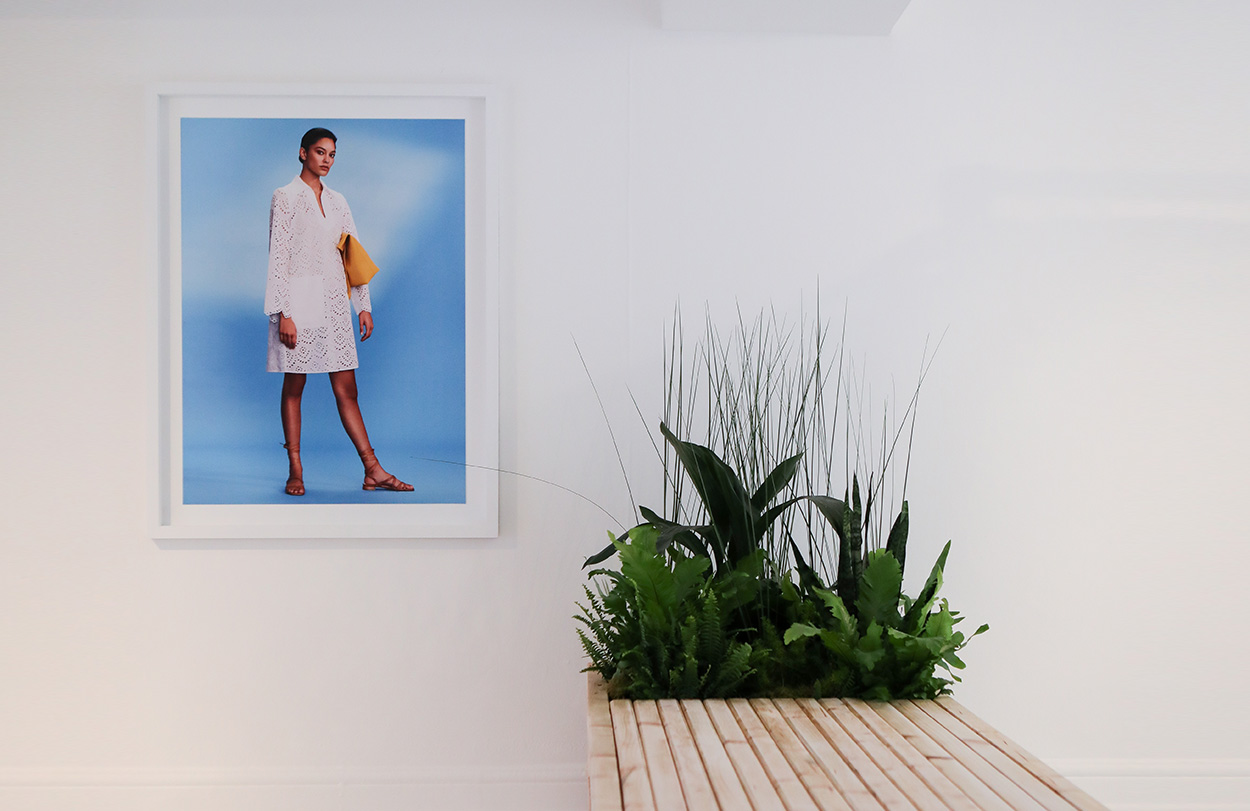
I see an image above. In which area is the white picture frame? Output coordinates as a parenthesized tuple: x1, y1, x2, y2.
(149, 83, 499, 539)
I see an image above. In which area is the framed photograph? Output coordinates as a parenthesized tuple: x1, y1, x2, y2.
(150, 84, 499, 539)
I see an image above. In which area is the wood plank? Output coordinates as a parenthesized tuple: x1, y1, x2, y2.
(635, 701, 688, 810)
(804, 699, 915, 811)
(658, 700, 719, 810)
(681, 699, 755, 810)
(611, 699, 657, 811)
(591, 677, 1109, 811)
(937, 699, 1109, 811)
(896, 701, 1050, 811)
(749, 698, 860, 810)
(764, 699, 876, 811)
(822, 698, 944, 811)
(871, 701, 1015, 811)
(587, 674, 623, 811)
(723, 698, 818, 811)
(908, 701, 1071, 811)
(704, 699, 791, 810)
(845, 700, 979, 811)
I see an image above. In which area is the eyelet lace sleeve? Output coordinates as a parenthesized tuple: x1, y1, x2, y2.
(263, 189, 295, 318)
(342, 199, 372, 315)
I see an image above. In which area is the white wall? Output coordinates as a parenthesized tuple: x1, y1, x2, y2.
(2, 1, 1248, 809)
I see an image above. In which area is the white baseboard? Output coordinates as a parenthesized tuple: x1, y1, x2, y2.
(2, 759, 1247, 811)
(1049, 759, 1250, 811)
(0, 765, 588, 811)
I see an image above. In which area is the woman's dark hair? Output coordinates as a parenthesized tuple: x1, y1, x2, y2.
(299, 127, 337, 154)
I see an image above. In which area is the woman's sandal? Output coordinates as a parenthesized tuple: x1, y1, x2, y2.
(360, 447, 414, 492)
(284, 442, 305, 497)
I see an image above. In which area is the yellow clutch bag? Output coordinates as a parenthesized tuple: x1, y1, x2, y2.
(337, 232, 380, 291)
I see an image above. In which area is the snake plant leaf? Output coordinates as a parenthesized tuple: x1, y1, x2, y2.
(835, 476, 864, 607)
(886, 501, 909, 576)
(856, 550, 903, 630)
(808, 492, 858, 600)
(808, 491, 862, 605)
(750, 452, 804, 511)
(902, 540, 952, 631)
(788, 539, 826, 594)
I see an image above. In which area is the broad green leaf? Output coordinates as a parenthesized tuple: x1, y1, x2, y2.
(856, 550, 903, 629)
(783, 623, 822, 645)
(625, 524, 660, 548)
(812, 588, 855, 634)
(750, 452, 803, 511)
(659, 422, 758, 565)
(759, 497, 801, 535)
(852, 622, 885, 671)
(616, 530, 676, 629)
(808, 495, 847, 544)
(923, 602, 955, 639)
(671, 554, 711, 604)
(639, 505, 714, 562)
(716, 564, 762, 614)
(583, 528, 622, 567)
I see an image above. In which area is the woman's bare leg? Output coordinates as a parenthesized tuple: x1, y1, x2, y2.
(281, 373, 306, 496)
(329, 369, 413, 491)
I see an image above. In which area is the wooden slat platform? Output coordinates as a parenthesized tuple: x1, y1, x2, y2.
(587, 674, 1107, 811)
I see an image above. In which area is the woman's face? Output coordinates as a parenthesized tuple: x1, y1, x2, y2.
(300, 138, 336, 177)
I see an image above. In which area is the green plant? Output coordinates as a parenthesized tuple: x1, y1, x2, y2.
(584, 423, 801, 575)
(577, 305, 984, 701)
(576, 525, 758, 699)
(783, 542, 988, 699)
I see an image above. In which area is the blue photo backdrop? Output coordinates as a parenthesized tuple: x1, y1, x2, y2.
(180, 117, 467, 504)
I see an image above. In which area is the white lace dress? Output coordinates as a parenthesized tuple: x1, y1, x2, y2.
(263, 176, 372, 373)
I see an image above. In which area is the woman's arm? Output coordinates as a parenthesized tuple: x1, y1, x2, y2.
(263, 189, 297, 322)
(340, 197, 373, 318)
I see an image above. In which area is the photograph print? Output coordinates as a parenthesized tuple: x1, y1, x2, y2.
(153, 87, 498, 539)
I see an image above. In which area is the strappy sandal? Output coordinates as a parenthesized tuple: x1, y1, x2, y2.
(284, 442, 305, 497)
(360, 447, 414, 492)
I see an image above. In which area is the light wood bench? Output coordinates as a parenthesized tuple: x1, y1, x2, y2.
(587, 674, 1108, 810)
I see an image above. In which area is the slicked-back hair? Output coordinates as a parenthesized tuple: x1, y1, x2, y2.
(299, 127, 337, 158)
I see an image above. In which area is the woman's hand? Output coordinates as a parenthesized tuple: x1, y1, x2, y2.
(359, 311, 374, 341)
(279, 314, 297, 348)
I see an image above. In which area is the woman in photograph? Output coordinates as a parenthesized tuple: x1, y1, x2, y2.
(263, 127, 413, 497)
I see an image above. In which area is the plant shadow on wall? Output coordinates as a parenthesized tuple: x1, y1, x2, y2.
(575, 307, 987, 700)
